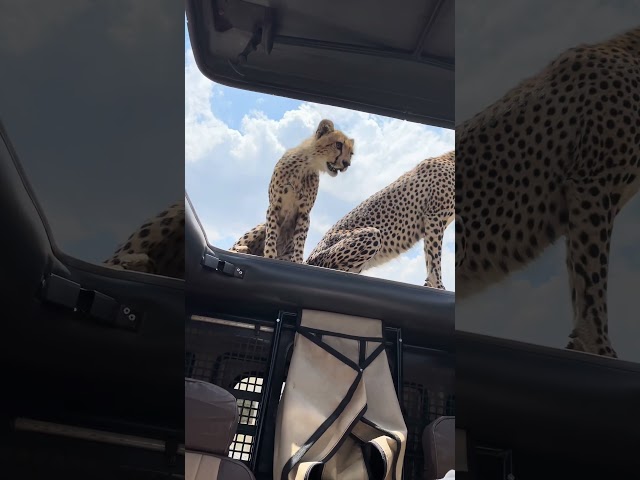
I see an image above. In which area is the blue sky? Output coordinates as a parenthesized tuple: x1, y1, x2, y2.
(184, 21, 456, 290)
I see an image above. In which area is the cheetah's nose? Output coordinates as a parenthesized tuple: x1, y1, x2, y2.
(342, 159, 351, 168)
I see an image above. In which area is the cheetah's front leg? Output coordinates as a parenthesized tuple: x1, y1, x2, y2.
(423, 216, 446, 289)
(290, 213, 310, 264)
(563, 180, 617, 358)
(264, 207, 281, 259)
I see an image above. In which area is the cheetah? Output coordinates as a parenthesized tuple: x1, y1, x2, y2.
(230, 119, 355, 263)
(456, 27, 640, 358)
(103, 201, 185, 279)
(306, 151, 455, 289)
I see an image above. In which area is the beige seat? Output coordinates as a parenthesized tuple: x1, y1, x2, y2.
(422, 416, 455, 480)
(185, 378, 255, 480)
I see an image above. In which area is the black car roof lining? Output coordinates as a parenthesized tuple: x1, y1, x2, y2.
(185, 0, 455, 128)
(456, 330, 640, 462)
(0, 118, 61, 263)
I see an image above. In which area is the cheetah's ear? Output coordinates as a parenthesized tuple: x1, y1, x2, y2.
(315, 119, 335, 139)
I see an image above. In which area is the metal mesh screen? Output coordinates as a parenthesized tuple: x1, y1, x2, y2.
(185, 316, 274, 464)
(402, 382, 455, 480)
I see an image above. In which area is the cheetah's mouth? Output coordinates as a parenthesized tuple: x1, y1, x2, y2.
(326, 162, 345, 176)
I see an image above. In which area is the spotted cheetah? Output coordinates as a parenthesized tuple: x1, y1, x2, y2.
(306, 151, 454, 289)
(456, 27, 640, 357)
(230, 119, 355, 263)
(103, 201, 185, 279)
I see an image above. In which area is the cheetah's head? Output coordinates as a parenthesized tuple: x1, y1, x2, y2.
(312, 119, 355, 177)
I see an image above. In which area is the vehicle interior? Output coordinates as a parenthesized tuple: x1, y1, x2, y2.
(2, 0, 186, 476)
(1, 111, 185, 477)
(185, 0, 640, 479)
(185, 0, 455, 479)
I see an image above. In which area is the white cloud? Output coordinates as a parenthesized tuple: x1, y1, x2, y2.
(185, 58, 240, 164)
(185, 49, 455, 290)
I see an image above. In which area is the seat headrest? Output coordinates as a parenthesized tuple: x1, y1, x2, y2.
(185, 377, 239, 455)
(423, 415, 455, 480)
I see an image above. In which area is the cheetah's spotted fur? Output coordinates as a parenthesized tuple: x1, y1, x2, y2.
(306, 151, 455, 289)
(230, 119, 355, 262)
(103, 201, 185, 279)
(456, 27, 640, 357)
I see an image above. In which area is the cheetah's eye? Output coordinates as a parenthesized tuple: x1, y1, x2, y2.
(335, 142, 343, 150)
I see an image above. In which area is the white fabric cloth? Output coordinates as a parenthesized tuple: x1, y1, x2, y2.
(438, 470, 455, 479)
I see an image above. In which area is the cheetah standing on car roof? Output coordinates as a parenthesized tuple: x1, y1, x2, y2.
(456, 27, 640, 358)
(230, 119, 355, 262)
(103, 201, 185, 279)
(306, 151, 455, 290)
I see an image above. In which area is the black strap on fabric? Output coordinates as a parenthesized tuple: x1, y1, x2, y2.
(307, 405, 369, 480)
(298, 326, 387, 371)
(360, 416, 403, 480)
(280, 370, 364, 480)
(298, 325, 384, 342)
(299, 329, 361, 371)
(362, 342, 387, 369)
